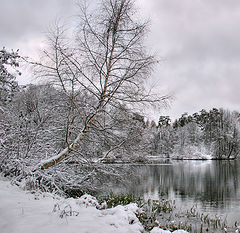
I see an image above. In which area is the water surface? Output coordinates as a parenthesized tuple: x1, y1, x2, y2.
(111, 160, 240, 226)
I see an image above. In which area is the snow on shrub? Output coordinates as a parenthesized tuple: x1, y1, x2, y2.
(100, 203, 144, 232)
(150, 227, 188, 233)
(51, 194, 144, 232)
(76, 194, 100, 207)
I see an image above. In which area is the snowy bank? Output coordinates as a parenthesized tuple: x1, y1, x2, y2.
(171, 145, 213, 160)
(0, 177, 188, 233)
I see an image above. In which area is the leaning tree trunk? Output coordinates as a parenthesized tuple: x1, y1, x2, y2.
(39, 121, 89, 169)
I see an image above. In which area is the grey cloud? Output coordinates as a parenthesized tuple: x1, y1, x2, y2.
(148, 1, 240, 61)
(0, 0, 76, 47)
(138, 0, 240, 118)
(0, 0, 239, 118)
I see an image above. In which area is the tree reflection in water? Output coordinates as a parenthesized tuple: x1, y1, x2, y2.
(103, 160, 240, 227)
(124, 160, 240, 209)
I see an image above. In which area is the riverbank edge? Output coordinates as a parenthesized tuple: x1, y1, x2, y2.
(101, 156, 238, 164)
(0, 175, 189, 233)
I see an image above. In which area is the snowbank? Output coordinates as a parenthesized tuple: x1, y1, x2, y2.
(0, 177, 188, 233)
(171, 145, 212, 160)
(150, 228, 189, 233)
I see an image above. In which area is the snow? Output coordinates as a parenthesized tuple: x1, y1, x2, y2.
(37, 128, 86, 169)
(171, 145, 213, 160)
(0, 176, 188, 233)
(150, 229, 188, 233)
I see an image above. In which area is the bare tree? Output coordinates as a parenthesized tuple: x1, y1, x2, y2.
(34, 0, 169, 169)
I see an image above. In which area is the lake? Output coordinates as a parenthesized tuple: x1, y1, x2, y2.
(108, 159, 240, 229)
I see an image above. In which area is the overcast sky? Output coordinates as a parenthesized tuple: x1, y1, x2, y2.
(1, 0, 240, 120)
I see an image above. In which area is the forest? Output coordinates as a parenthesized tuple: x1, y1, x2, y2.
(1, 1, 240, 232)
(154, 108, 240, 160)
(0, 0, 239, 196)
(0, 47, 240, 197)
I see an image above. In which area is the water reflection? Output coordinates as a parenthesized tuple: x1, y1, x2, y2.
(100, 160, 240, 226)
(126, 160, 240, 209)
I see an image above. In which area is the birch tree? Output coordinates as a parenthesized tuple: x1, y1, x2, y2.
(34, 0, 168, 169)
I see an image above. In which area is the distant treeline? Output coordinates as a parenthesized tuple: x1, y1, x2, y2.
(152, 108, 240, 159)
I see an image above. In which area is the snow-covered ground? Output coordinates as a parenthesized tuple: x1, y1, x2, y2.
(0, 176, 188, 233)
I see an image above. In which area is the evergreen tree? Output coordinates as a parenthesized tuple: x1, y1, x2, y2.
(0, 48, 20, 103)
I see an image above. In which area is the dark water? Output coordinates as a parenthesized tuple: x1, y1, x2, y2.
(111, 160, 240, 226)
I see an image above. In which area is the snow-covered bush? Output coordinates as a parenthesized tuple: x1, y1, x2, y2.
(0, 47, 20, 103)
(172, 144, 212, 160)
